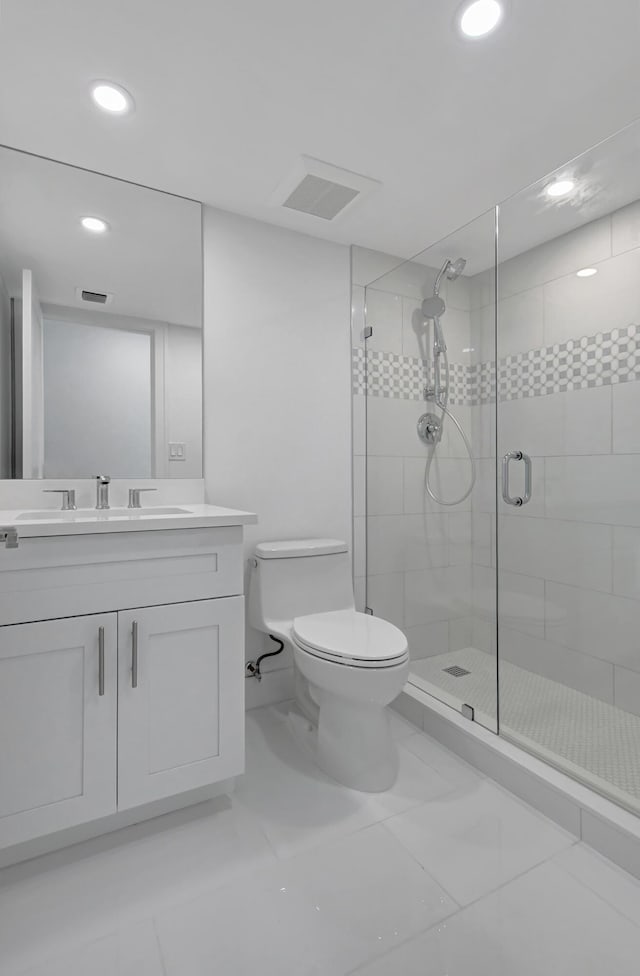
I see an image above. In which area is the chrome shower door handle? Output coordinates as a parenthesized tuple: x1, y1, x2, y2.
(502, 451, 532, 507)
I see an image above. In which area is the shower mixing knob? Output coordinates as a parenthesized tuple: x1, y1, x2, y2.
(417, 412, 442, 445)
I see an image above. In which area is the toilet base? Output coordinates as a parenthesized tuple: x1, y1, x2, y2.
(315, 689, 399, 792)
(287, 689, 399, 793)
(291, 650, 408, 793)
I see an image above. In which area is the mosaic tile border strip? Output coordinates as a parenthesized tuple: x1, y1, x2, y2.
(489, 324, 640, 403)
(351, 348, 468, 405)
(353, 324, 640, 404)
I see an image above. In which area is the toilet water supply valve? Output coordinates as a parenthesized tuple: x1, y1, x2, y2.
(246, 635, 284, 681)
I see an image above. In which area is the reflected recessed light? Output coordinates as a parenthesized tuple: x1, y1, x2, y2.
(459, 0, 503, 37)
(81, 216, 109, 234)
(90, 81, 134, 114)
(546, 179, 575, 199)
(576, 267, 598, 278)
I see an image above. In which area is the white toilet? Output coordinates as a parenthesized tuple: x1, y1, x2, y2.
(249, 538, 409, 792)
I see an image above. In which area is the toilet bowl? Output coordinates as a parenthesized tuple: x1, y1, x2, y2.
(248, 539, 409, 792)
(292, 609, 409, 791)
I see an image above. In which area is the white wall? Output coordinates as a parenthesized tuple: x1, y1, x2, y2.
(0, 477, 205, 511)
(165, 323, 202, 479)
(42, 318, 152, 479)
(0, 273, 11, 478)
(203, 207, 352, 706)
(19, 270, 45, 478)
(36, 305, 202, 480)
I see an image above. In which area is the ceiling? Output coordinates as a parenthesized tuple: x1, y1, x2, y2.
(370, 117, 640, 280)
(0, 147, 202, 325)
(0, 0, 639, 263)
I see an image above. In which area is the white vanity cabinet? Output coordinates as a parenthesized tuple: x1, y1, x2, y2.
(117, 597, 243, 809)
(0, 613, 118, 847)
(0, 513, 253, 857)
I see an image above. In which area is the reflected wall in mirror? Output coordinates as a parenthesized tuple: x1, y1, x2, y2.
(0, 146, 203, 480)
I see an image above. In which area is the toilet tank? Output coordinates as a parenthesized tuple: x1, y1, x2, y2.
(249, 539, 355, 635)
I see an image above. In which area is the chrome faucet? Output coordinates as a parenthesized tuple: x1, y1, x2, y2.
(95, 475, 111, 510)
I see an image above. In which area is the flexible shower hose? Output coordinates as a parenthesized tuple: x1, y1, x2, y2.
(424, 344, 476, 506)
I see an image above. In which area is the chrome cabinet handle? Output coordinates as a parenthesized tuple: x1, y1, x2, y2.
(131, 621, 138, 688)
(98, 626, 105, 696)
(502, 451, 532, 507)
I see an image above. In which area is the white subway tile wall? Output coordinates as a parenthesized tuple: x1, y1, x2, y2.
(352, 246, 476, 661)
(353, 192, 640, 748)
(482, 198, 640, 722)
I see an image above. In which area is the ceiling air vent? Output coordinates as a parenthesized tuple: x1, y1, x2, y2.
(81, 290, 107, 304)
(272, 156, 381, 221)
(75, 287, 113, 306)
(283, 175, 359, 220)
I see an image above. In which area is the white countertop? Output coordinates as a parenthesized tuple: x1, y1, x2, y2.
(0, 504, 257, 539)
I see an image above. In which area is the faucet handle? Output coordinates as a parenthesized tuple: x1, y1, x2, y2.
(128, 488, 158, 509)
(43, 489, 77, 511)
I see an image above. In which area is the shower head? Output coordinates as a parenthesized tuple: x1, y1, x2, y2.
(446, 257, 467, 280)
(425, 255, 467, 323)
(421, 295, 446, 319)
(433, 256, 467, 296)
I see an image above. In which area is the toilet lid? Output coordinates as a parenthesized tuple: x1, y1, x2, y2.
(292, 609, 408, 668)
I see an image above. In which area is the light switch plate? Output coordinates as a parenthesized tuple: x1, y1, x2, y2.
(168, 442, 186, 461)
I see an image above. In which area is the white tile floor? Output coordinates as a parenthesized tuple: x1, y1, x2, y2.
(1, 702, 640, 975)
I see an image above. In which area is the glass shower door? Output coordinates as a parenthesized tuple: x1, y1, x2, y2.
(361, 209, 499, 732)
(495, 121, 640, 814)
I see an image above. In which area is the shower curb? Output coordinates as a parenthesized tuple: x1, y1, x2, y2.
(393, 685, 640, 881)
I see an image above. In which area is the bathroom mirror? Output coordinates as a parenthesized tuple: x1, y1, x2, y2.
(0, 145, 203, 480)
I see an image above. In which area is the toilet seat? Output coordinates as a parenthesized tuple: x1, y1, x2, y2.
(292, 609, 409, 669)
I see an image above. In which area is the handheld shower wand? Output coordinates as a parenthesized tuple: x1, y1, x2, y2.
(421, 257, 466, 404)
(417, 258, 476, 507)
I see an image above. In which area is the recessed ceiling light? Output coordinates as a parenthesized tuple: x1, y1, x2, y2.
(576, 267, 598, 278)
(459, 0, 503, 38)
(90, 81, 134, 114)
(81, 216, 109, 234)
(546, 179, 575, 199)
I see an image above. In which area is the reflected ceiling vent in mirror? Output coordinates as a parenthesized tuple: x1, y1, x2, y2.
(75, 286, 113, 306)
(271, 156, 381, 220)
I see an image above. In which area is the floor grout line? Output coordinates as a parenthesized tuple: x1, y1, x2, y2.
(151, 916, 170, 976)
(345, 840, 589, 976)
(550, 843, 640, 933)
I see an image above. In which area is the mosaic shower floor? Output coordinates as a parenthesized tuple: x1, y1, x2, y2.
(410, 647, 640, 814)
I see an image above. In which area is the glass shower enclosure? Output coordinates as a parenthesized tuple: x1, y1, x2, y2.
(357, 120, 640, 816)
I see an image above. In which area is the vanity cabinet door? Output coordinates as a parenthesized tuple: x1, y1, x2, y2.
(0, 614, 117, 849)
(117, 597, 244, 809)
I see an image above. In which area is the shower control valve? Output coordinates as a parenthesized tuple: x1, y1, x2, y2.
(417, 412, 442, 445)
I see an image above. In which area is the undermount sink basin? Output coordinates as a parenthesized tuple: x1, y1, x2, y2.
(16, 507, 192, 521)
